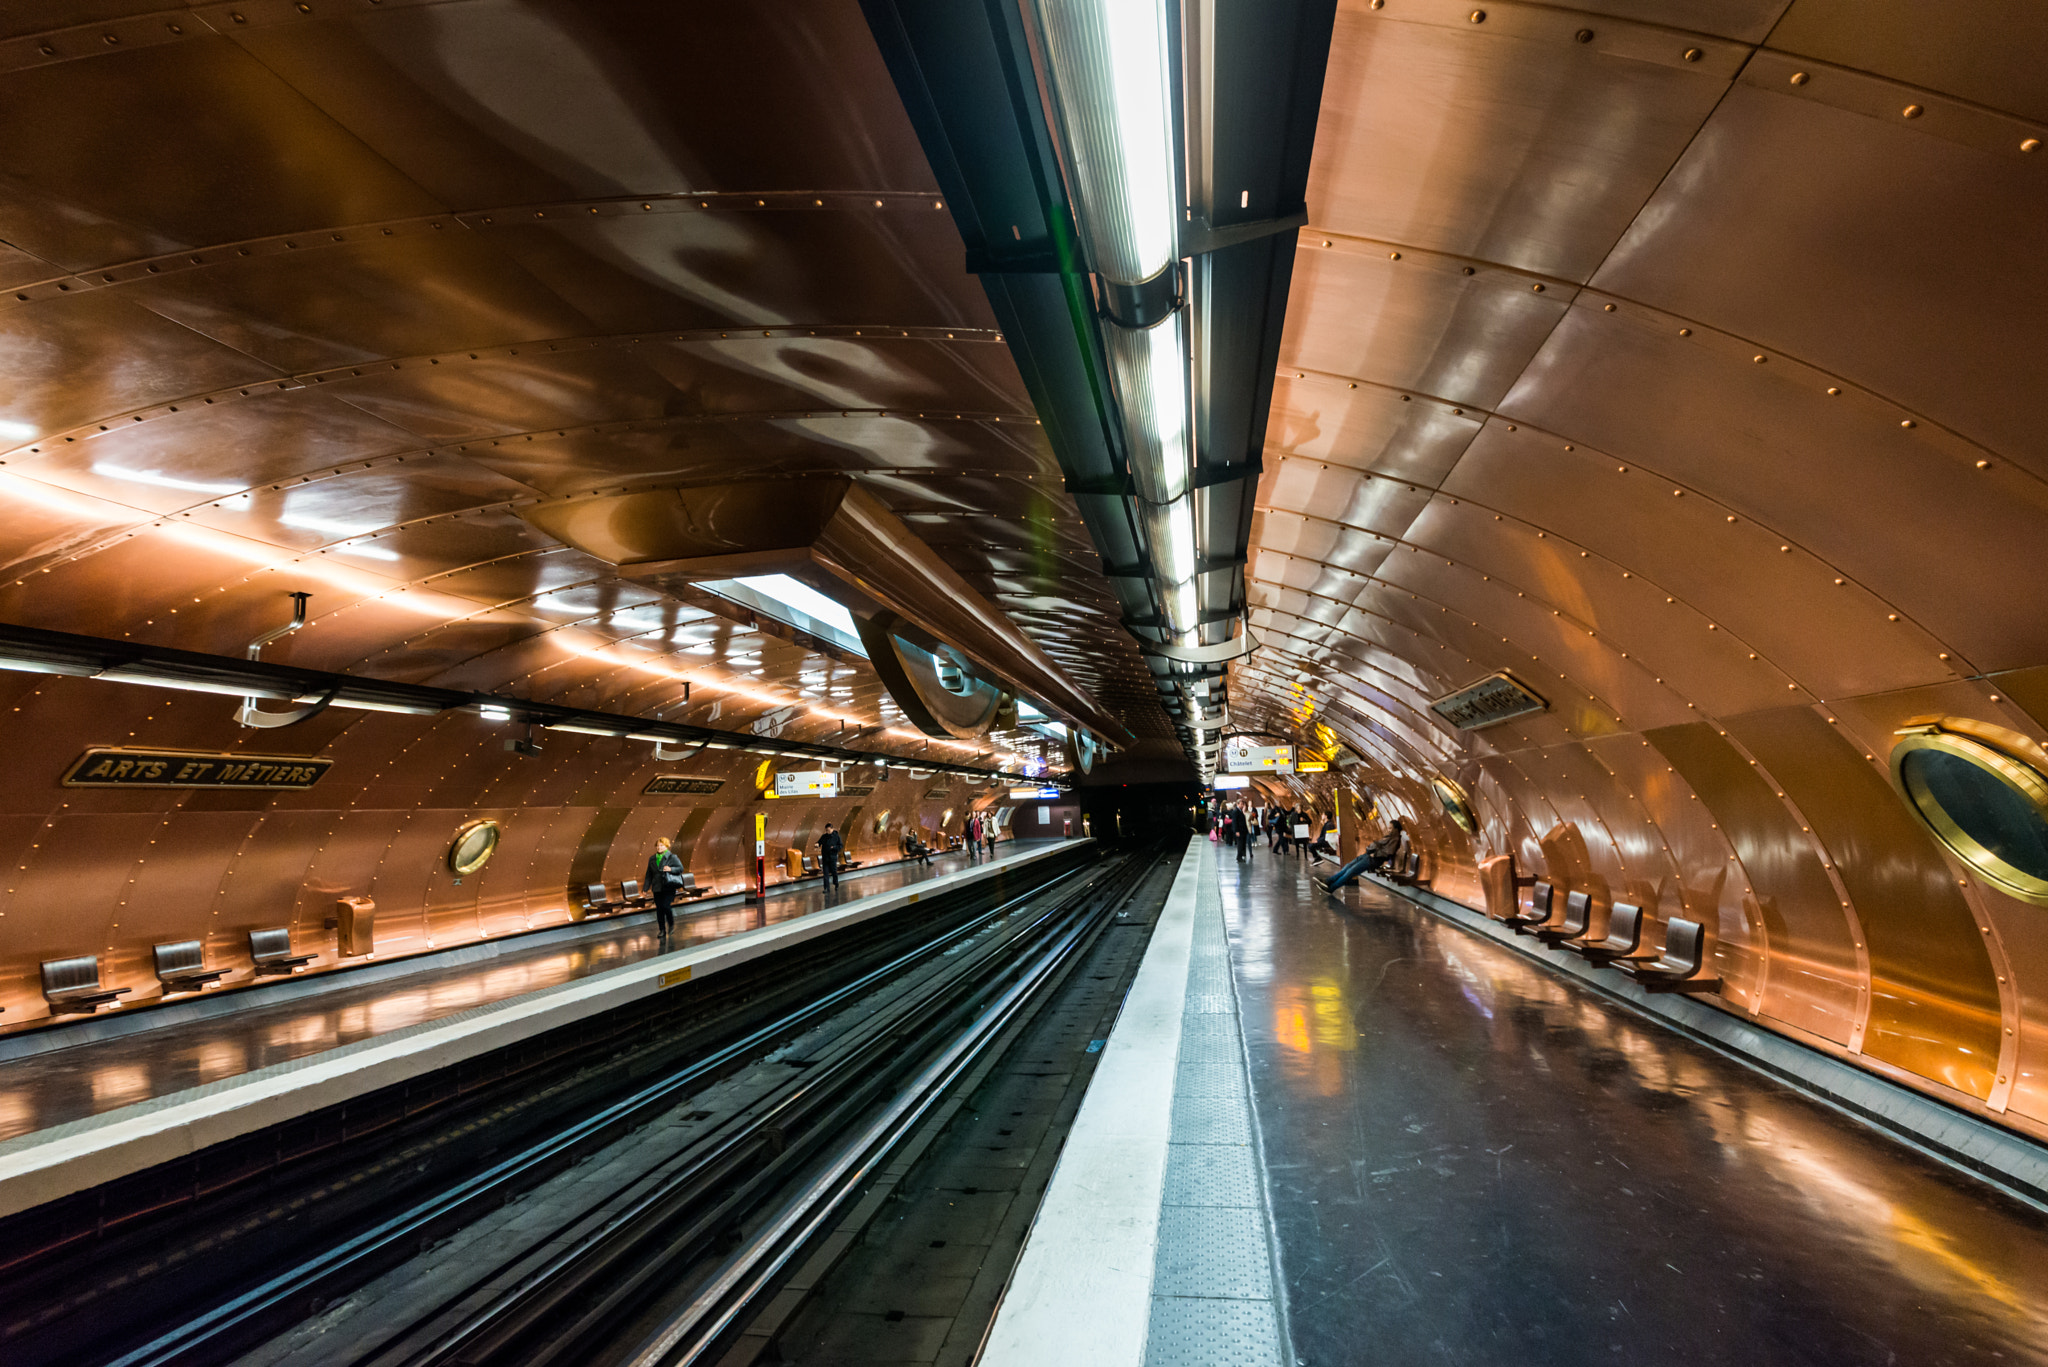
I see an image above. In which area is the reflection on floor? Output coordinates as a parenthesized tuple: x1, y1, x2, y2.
(0, 846, 1022, 1144)
(1217, 843, 2048, 1366)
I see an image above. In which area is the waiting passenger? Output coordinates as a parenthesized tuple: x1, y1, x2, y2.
(1316, 817, 1405, 894)
(646, 837, 684, 941)
(818, 823, 843, 894)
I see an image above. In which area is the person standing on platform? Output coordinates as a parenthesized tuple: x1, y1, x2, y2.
(984, 817, 998, 861)
(818, 823, 843, 895)
(966, 813, 982, 862)
(1233, 806, 1251, 863)
(646, 837, 683, 942)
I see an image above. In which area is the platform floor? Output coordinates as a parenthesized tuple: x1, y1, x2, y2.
(1230, 843, 2048, 1366)
(0, 844, 1038, 1144)
(995, 838, 2048, 1366)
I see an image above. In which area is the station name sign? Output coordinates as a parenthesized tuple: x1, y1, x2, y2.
(644, 775, 725, 795)
(1430, 672, 1548, 731)
(64, 748, 331, 790)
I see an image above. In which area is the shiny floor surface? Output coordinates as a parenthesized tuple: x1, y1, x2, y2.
(0, 847, 1024, 1143)
(1219, 844, 2048, 1366)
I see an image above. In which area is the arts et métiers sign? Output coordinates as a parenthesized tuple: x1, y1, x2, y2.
(63, 748, 332, 790)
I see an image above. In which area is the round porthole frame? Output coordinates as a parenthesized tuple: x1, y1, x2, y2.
(447, 818, 502, 876)
(872, 808, 892, 835)
(1891, 725, 2048, 905)
(1432, 775, 1477, 834)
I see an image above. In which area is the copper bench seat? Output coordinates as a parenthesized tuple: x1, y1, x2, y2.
(153, 939, 228, 993)
(41, 955, 129, 1013)
(1620, 917, 1721, 994)
(248, 926, 317, 975)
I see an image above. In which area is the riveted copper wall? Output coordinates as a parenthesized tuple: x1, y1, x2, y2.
(1228, 0, 2048, 1142)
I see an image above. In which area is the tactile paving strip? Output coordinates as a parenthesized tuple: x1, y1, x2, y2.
(1146, 849, 1287, 1366)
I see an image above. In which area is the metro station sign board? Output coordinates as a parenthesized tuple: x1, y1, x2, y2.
(1225, 740, 1294, 773)
(644, 775, 725, 795)
(63, 748, 331, 790)
(774, 770, 839, 797)
(1430, 672, 1548, 731)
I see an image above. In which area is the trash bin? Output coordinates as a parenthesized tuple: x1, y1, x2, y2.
(336, 896, 375, 957)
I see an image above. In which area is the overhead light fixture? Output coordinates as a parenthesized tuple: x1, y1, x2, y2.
(1029, 0, 1177, 288)
(478, 704, 513, 722)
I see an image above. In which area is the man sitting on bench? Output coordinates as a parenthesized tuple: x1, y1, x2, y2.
(1316, 818, 1404, 893)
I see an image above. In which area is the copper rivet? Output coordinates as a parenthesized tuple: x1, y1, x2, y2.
(2025, 138, 2042, 152)
(1752, 354, 1766, 363)
(1902, 104, 1923, 118)
(1370, 0, 1382, 8)
(1976, 459, 1991, 468)
(1461, 265, 1475, 275)
(232, 11, 246, 21)
(1790, 72, 1808, 86)
(1575, 28, 1593, 42)
(38, 43, 52, 54)
(1532, 282, 1545, 292)
(102, 33, 118, 44)
(1321, 239, 1332, 247)
(1389, 250, 1401, 259)
(1900, 419, 1915, 428)
(1603, 302, 1616, 312)
(1470, 8, 1485, 20)
(1678, 327, 1691, 336)
(1826, 386, 1840, 395)
(1683, 47, 1702, 61)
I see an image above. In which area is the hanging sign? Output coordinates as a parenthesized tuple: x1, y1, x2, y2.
(774, 770, 839, 797)
(63, 748, 330, 790)
(1430, 672, 1548, 730)
(644, 775, 725, 795)
(1225, 739, 1294, 773)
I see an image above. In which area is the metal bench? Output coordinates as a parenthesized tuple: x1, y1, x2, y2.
(675, 871, 711, 899)
(41, 955, 128, 1013)
(584, 883, 626, 916)
(1535, 890, 1595, 945)
(248, 926, 317, 975)
(1620, 916, 1721, 993)
(1503, 881, 1556, 932)
(153, 939, 228, 993)
(1570, 903, 1649, 964)
(618, 878, 651, 908)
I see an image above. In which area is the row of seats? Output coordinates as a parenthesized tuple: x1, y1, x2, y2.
(36, 927, 318, 1016)
(1500, 882, 1719, 994)
(581, 873, 714, 918)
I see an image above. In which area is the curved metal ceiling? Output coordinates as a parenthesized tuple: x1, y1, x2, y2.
(0, 0, 1172, 760)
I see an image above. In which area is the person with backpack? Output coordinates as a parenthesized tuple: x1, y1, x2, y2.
(645, 837, 685, 941)
(818, 823, 844, 894)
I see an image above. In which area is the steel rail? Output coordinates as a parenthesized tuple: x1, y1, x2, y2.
(361, 851, 1160, 1367)
(102, 858, 1108, 1367)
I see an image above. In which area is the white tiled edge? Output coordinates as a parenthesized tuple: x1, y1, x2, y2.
(979, 835, 1205, 1367)
(0, 840, 1089, 1220)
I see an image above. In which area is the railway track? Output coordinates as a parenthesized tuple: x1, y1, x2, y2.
(6, 842, 1173, 1367)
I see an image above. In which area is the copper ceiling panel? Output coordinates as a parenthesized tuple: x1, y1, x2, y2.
(1592, 76, 2048, 467)
(1500, 300, 2048, 672)
(1312, 0, 1741, 280)
(116, 234, 603, 375)
(0, 290, 276, 442)
(328, 350, 685, 446)
(1374, 498, 1779, 713)
(238, 0, 938, 201)
(1432, 424, 1957, 698)
(0, 37, 439, 267)
(1768, 0, 2048, 124)
(180, 452, 543, 553)
(470, 207, 989, 336)
(1267, 373, 1482, 487)
(1259, 460, 1435, 545)
(1280, 237, 1572, 408)
(635, 337, 1026, 420)
(36, 390, 421, 513)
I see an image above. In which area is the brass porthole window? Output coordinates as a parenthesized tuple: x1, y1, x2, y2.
(1432, 775, 1477, 834)
(1892, 725, 2048, 904)
(872, 809, 892, 835)
(448, 818, 502, 876)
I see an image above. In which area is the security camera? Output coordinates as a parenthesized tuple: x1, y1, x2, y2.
(505, 737, 543, 757)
